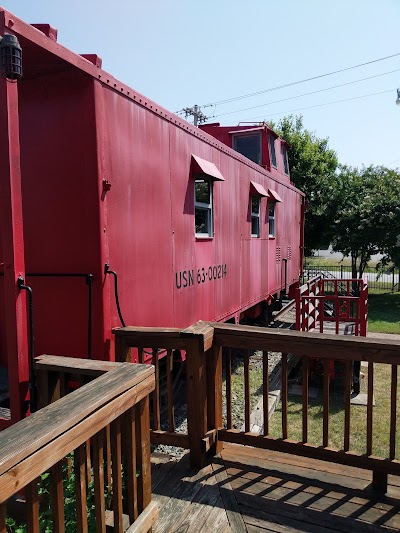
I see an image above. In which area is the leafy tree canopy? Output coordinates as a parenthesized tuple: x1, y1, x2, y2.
(331, 165, 400, 276)
(269, 115, 339, 253)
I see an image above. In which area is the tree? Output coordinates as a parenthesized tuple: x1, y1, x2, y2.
(331, 165, 400, 278)
(269, 115, 339, 253)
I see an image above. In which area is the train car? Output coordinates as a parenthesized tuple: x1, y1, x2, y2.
(0, 8, 304, 425)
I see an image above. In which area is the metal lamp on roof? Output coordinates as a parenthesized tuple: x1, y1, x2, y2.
(0, 34, 22, 81)
(396, 88, 400, 106)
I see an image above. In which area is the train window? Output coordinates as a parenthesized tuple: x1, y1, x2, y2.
(233, 133, 261, 164)
(268, 202, 276, 238)
(282, 145, 289, 174)
(195, 178, 213, 236)
(269, 134, 277, 168)
(251, 196, 260, 237)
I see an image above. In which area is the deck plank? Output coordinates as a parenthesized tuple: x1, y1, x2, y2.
(148, 443, 400, 532)
(212, 461, 247, 532)
(220, 444, 400, 532)
(153, 458, 213, 533)
(168, 463, 226, 532)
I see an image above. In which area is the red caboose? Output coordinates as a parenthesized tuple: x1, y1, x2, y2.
(0, 8, 304, 425)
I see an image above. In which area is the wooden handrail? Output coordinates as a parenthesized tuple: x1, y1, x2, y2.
(211, 322, 400, 362)
(0, 361, 157, 532)
(35, 354, 124, 376)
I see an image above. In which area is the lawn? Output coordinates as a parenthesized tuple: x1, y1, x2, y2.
(368, 292, 400, 334)
(304, 256, 379, 268)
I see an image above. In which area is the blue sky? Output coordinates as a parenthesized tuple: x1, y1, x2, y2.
(2, 0, 400, 169)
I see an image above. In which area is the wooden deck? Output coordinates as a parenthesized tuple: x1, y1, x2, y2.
(152, 443, 400, 532)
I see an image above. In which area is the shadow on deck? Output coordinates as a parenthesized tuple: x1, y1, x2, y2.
(152, 443, 400, 532)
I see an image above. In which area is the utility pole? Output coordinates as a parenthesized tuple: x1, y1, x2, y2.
(182, 104, 209, 127)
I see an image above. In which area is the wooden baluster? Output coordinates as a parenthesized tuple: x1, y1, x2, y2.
(136, 395, 151, 514)
(75, 443, 88, 533)
(125, 405, 138, 523)
(59, 371, 67, 398)
(93, 429, 106, 533)
(86, 440, 92, 486)
(50, 461, 65, 532)
(0, 503, 6, 533)
(355, 301, 359, 336)
(206, 344, 223, 455)
(319, 298, 324, 333)
(344, 360, 351, 452)
(226, 348, 232, 430)
(26, 478, 40, 533)
(138, 347, 144, 364)
(366, 362, 374, 456)
(244, 350, 250, 433)
(105, 425, 112, 492)
(151, 348, 161, 430)
(335, 298, 339, 335)
(166, 349, 175, 432)
(111, 417, 123, 533)
(282, 353, 288, 439)
(263, 351, 269, 436)
(36, 367, 49, 409)
(302, 356, 308, 443)
(48, 371, 62, 405)
(390, 364, 398, 460)
(323, 359, 330, 448)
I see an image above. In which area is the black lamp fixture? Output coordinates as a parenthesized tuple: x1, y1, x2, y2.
(0, 34, 22, 81)
(396, 88, 400, 107)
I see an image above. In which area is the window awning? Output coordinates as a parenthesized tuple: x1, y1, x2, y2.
(268, 188, 283, 202)
(191, 155, 225, 181)
(250, 181, 269, 197)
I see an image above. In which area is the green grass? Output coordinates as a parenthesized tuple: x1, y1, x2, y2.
(368, 292, 400, 334)
(269, 363, 400, 459)
(304, 256, 352, 267)
(304, 256, 380, 268)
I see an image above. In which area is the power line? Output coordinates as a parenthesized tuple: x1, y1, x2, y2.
(202, 52, 400, 108)
(213, 68, 400, 119)
(221, 88, 395, 124)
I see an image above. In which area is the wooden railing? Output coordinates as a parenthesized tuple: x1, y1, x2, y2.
(0, 360, 157, 532)
(212, 322, 400, 493)
(114, 322, 400, 493)
(296, 277, 368, 335)
(114, 325, 218, 467)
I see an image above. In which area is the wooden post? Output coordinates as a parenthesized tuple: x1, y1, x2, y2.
(206, 344, 223, 455)
(115, 333, 131, 362)
(185, 338, 208, 467)
(182, 321, 214, 467)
